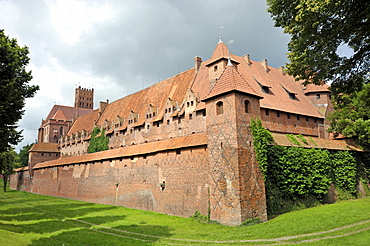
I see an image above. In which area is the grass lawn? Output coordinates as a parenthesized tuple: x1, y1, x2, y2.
(0, 181, 370, 245)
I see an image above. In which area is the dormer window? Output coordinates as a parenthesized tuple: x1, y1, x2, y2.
(289, 93, 296, 100)
(262, 86, 270, 94)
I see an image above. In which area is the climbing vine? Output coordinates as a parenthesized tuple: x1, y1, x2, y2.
(250, 119, 368, 215)
(87, 126, 109, 153)
(250, 117, 273, 177)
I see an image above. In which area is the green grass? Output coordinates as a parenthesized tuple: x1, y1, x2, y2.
(1, 181, 370, 245)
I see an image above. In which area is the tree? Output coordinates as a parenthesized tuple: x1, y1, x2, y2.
(328, 83, 370, 150)
(266, 0, 370, 95)
(87, 127, 109, 153)
(18, 143, 34, 167)
(0, 149, 19, 192)
(0, 30, 39, 152)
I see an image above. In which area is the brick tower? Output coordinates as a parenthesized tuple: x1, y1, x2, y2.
(202, 46, 267, 225)
(75, 86, 94, 109)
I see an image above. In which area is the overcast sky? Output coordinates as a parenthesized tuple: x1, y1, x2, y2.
(0, 0, 290, 151)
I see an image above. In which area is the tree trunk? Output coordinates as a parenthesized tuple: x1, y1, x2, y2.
(3, 175, 8, 192)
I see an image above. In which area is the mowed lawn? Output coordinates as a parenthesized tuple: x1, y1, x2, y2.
(1, 183, 370, 245)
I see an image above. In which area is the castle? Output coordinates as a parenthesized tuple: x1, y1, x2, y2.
(11, 40, 354, 225)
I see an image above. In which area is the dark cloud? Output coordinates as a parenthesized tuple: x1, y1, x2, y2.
(0, 0, 290, 151)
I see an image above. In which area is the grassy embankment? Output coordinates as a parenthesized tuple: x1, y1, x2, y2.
(0, 180, 370, 245)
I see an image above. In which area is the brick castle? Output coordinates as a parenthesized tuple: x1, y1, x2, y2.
(11, 40, 354, 225)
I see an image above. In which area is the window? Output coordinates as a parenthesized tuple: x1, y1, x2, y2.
(244, 100, 250, 113)
(189, 113, 193, 120)
(297, 115, 300, 121)
(277, 111, 280, 117)
(214, 65, 218, 72)
(262, 86, 270, 94)
(287, 113, 290, 119)
(316, 94, 320, 99)
(216, 101, 223, 115)
(265, 109, 269, 116)
(306, 116, 309, 122)
(60, 127, 63, 135)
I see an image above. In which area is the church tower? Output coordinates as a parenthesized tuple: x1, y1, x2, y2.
(75, 86, 94, 109)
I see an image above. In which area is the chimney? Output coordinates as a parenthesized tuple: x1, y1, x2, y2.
(259, 59, 269, 72)
(194, 56, 202, 72)
(243, 54, 251, 65)
(278, 66, 286, 75)
(99, 99, 109, 114)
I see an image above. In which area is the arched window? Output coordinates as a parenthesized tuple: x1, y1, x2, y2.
(244, 100, 250, 113)
(216, 101, 224, 115)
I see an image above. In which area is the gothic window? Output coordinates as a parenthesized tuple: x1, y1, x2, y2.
(244, 100, 250, 113)
(216, 101, 223, 115)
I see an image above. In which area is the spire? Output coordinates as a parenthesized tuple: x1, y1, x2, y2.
(218, 26, 224, 43)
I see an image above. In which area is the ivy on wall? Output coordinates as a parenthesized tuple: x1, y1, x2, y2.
(87, 127, 109, 153)
(250, 117, 273, 177)
(250, 117, 369, 215)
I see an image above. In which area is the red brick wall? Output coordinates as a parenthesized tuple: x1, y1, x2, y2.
(205, 91, 267, 225)
(11, 146, 211, 220)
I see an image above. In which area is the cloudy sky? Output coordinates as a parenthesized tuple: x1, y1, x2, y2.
(0, 0, 290, 151)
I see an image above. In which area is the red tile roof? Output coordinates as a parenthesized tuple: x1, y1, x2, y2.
(192, 43, 324, 118)
(33, 133, 207, 169)
(67, 109, 100, 136)
(45, 105, 93, 121)
(303, 83, 330, 94)
(29, 143, 59, 153)
(271, 133, 363, 151)
(95, 68, 195, 128)
(203, 63, 262, 100)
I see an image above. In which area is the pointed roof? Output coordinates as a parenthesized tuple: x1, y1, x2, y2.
(52, 109, 67, 121)
(203, 63, 262, 101)
(205, 41, 239, 66)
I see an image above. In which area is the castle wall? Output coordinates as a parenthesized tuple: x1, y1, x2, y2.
(11, 145, 211, 219)
(260, 108, 324, 137)
(205, 91, 267, 225)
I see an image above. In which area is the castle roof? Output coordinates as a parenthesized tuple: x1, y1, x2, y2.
(67, 109, 100, 136)
(42, 105, 93, 126)
(303, 83, 330, 94)
(191, 43, 324, 118)
(33, 133, 207, 169)
(203, 62, 262, 100)
(29, 143, 59, 153)
(96, 68, 195, 127)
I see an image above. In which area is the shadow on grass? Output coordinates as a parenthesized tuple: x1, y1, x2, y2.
(31, 223, 173, 246)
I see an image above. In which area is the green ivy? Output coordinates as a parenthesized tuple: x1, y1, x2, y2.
(331, 151, 357, 194)
(250, 117, 273, 177)
(250, 121, 366, 215)
(286, 134, 302, 146)
(297, 135, 308, 145)
(88, 127, 109, 153)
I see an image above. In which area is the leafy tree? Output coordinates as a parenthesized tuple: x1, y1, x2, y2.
(0, 30, 39, 152)
(328, 84, 370, 149)
(18, 143, 34, 167)
(88, 127, 109, 153)
(267, 0, 370, 94)
(0, 149, 20, 192)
